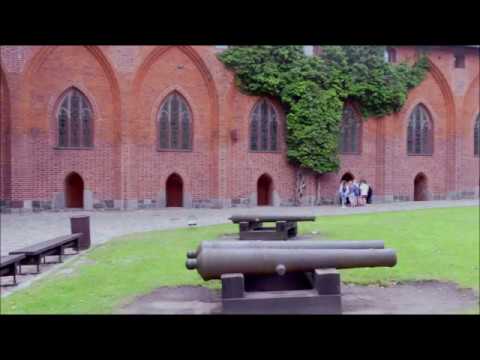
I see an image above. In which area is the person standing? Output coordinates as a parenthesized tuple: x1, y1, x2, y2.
(354, 180, 362, 206)
(360, 180, 370, 206)
(338, 180, 349, 208)
(367, 183, 373, 204)
(348, 180, 357, 207)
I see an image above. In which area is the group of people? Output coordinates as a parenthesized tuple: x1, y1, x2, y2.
(338, 179, 372, 208)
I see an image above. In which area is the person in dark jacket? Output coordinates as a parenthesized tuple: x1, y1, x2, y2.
(367, 184, 373, 204)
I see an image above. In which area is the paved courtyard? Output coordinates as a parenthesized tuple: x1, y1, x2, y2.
(1, 199, 477, 255)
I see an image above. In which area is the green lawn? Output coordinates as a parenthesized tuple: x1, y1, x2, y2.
(1, 206, 478, 314)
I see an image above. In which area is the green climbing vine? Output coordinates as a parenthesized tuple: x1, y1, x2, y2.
(218, 46, 429, 174)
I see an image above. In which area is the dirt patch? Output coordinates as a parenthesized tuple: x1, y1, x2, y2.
(116, 286, 222, 314)
(343, 280, 478, 314)
(117, 281, 479, 315)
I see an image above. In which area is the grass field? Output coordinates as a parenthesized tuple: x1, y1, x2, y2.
(1, 206, 478, 314)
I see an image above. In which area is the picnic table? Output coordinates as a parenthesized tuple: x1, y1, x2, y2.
(229, 215, 316, 240)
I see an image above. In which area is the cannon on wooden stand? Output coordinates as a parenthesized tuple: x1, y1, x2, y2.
(187, 213, 397, 314)
(185, 246, 397, 314)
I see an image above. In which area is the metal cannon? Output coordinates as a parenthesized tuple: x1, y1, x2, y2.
(186, 248, 397, 281)
(186, 240, 385, 258)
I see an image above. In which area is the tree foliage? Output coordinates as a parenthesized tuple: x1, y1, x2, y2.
(218, 46, 429, 173)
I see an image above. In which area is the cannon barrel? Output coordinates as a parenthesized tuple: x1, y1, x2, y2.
(186, 248, 397, 280)
(186, 240, 385, 258)
(229, 215, 316, 223)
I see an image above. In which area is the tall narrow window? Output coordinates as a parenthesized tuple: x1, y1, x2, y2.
(158, 92, 192, 150)
(339, 105, 362, 154)
(384, 47, 397, 63)
(454, 53, 466, 68)
(250, 99, 279, 152)
(474, 114, 480, 157)
(56, 88, 93, 148)
(407, 104, 433, 155)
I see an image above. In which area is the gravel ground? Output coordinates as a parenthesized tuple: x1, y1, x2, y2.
(1, 199, 477, 255)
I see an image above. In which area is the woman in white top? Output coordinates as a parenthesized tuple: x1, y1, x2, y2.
(359, 180, 370, 206)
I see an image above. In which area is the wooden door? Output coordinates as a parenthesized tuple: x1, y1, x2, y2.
(257, 174, 272, 206)
(65, 172, 84, 208)
(166, 174, 183, 207)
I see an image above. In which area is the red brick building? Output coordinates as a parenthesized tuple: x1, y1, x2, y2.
(0, 46, 478, 211)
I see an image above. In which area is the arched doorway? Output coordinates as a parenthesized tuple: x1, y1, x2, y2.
(166, 173, 183, 207)
(341, 172, 355, 182)
(414, 173, 429, 201)
(257, 174, 273, 206)
(65, 172, 84, 208)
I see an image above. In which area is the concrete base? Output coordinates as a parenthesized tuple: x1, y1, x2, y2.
(222, 289, 342, 314)
(23, 200, 33, 210)
(272, 191, 281, 206)
(300, 195, 316, 206)
(379, 195, 394, 203)
(447, 190, 478, 200)
(157, 192, 166, 208)
(113, 200, 123, 209)
(53, 192, 65, 210)
(4, 192, 479, 213)
(183, 193, 193, 208)
(125, 199, 138, 210)
(84, 190, 94, 210)
(248, 192, 256, 207)
(221, 269, 342, 314)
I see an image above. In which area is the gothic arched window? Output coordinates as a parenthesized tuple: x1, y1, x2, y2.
(158, 92, 192, 150)
(250, 99, 278, 152)
(339, 105, 362, 154)
(57, 88, 93, 148)
(384, 47, 397, 63)
(407, 104, 433, 155)
(474, 114, 480, 157)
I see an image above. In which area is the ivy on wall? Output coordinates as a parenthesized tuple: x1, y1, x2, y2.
(218, 46, 429, 174)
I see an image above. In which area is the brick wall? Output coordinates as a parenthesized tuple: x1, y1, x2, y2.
(0, 67, 11, 206)
(0, 45, 478, 211)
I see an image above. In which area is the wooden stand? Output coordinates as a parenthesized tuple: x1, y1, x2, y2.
(221, 268, 342, 314)
(239, 220, 298, 240)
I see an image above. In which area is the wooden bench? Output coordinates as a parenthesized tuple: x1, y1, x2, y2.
(229, 215, 316, 240)
(0, 254, 26, 286)
(9, 233, 82, 274)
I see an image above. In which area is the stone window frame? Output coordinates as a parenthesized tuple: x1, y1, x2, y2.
(339, 103, 363, 155)
(407, 103, 434, 156)
(54, 87, 95, 150)
(249, 98, 281, 153)
(156, 91, 193, 152)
